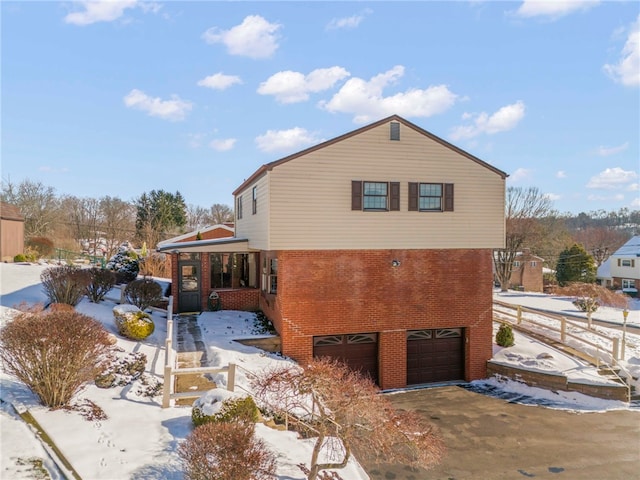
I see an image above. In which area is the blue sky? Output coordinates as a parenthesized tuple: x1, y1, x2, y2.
(2, 1, 639, 215)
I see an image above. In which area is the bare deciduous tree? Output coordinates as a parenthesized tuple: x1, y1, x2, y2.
(252, 358, 444, 480)
(1, 178, 61, 239)
(494, 187, 553, 291)
(572, 226, 629, 266)
(209, 203, 233, 225)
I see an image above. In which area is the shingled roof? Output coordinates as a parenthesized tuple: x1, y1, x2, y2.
(1, 202, 25, 221)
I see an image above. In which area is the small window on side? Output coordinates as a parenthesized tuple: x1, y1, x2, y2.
(390, 122, 400, 141)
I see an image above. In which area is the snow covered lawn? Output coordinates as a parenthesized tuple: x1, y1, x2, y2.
(1, 262, 639, 479)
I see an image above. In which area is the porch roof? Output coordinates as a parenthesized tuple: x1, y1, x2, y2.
(156, 237, 256, 253)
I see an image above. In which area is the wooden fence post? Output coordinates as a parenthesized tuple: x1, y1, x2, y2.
(517, 306, 522, 325)
(612, 338, 619, 361)
(162, 365, 172, 408)
(560, 317, 566, 343)
(227, 363, 236, 392)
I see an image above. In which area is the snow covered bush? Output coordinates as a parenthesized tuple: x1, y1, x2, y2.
(191, 389, 259, 427)
(496, 323, 515, 347)
(113, 304, 154, 340)
(0, 309, 112, 408)
(41, 264, 90, 307)
(178, 421, 276, 480)
(85, 267, 117, 303)
(572, 298, 599, 313)
(106, 247, 139, 284)
(124, 277, 163, 311)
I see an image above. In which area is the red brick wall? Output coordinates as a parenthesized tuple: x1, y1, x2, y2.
(264, 249, 494, 390)
(181, 227, 234, 242)
(215, 289, 261, 311)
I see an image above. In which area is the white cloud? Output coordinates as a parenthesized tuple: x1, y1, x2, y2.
(326, 9, 372, 30)
(508, 167, 533, 182)
(197, 73, 243, 90)
(603, 15, 640, 87)
(123, 89, 192, 121)
(202, 15, 281, 59)
(450, 101, 525, 140)
(209, 138, 236, 151)
(258, 67, 350, 104)
(38, 166, 70, 173)
(319, 65, 458, 123)
(64, 1, 139, 25)
(587, 193, 625, 202)
(594, 141, 629, 156)
(514, 1, 599, 20)
(556, 170, 567, 179)
(255, 127, 323, 153)
(544, 193, 561, 201)
(628, 183, 639, 191)
(586, 167, 638, 189)
(631, 196, 640, 208)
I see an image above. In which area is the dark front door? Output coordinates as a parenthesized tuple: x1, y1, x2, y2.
(407, 328, 464, 385)
(178, 261, 200, 313)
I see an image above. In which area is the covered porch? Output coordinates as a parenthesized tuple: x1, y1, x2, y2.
(157, 237, 261, 314)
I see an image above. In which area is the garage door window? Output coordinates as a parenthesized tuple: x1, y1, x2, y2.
(347, 333, 377, 344)
(436, 328, 462, 338)
(313, 335, 343, 346)
(407, 330, 432, 340)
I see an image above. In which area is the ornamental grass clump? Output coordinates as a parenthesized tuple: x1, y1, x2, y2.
(0, 310, 112, 408)
(41, 264, 90, 306)
(113, 304, 155, 340)
(496, 323, 515, 347)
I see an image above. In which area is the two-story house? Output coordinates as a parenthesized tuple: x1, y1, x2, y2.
(159, 115, 506, 390)
(598, 235, 640, 295)
(508, 249, 545, 292)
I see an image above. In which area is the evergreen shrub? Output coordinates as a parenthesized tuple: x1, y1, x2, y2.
(113, 304, 155, 340)
(495, 323, 515, 347)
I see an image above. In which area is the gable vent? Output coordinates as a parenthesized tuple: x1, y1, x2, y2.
(390, 122, 400, 141)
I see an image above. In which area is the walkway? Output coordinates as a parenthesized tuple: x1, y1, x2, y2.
(173, 313, 215, 405)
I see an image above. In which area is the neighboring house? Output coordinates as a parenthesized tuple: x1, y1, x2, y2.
(604, 235, 640, 295)
(158, 115, 507, 390)
(508, 249, 544, 292)
(0, 202, 25, 261)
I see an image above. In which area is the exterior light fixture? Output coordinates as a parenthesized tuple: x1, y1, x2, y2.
(391, 260, 401, 267)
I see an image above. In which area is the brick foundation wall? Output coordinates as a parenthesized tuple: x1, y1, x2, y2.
(214, 289, 260, 311)
(270, 248, 494, 390)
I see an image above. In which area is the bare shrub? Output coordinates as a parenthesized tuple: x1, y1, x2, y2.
(252, 358, 444, 480)
(85, 267, 117, 303)
(124, 277, 163, 310)
(0, 310, 112, 408)
(26, 236, 55, 258)
(40, 265, 90, 306)
(178, 421, 276, 480)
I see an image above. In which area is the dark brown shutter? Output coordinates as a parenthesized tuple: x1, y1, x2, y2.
(633, 260, 636, 268)
(618, 259, 621, 267)
(352, 181, 362, 210)
(408, 182, 418, 211)
(444, 183, 454, 211)
(390, 182, 400, 211)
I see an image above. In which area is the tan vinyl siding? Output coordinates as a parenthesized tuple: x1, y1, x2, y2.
(234, 173, 270, 250)
(267, 121, 505, 250)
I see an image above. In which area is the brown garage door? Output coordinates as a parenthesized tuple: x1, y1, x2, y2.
(313, 333, 378, 384)
(407, 328, 464, 385)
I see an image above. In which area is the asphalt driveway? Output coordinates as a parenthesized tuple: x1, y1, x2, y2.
(359, 386, 640, 480)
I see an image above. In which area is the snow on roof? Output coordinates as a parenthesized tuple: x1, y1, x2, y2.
(157, 224, 234, 247)
(612, 235, 640, 257)
(597, 257, 612, 279)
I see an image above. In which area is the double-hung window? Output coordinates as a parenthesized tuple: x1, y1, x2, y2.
(237, 196, 243, 220)
(408, 182, 454, 212)
(364, 182, 388, 210)
(351, 181, 400, 211)
(622, 279, 635, 289)
(252, 186, 257, 214)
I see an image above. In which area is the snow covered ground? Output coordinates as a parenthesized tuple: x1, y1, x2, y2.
(1, 262, 639, 479)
